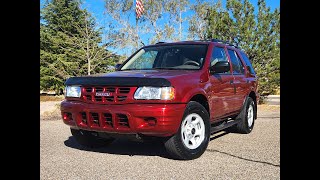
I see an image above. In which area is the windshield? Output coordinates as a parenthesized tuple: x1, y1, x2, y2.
(120, 44, 208, 70)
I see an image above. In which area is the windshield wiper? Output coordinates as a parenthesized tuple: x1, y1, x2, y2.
(153, 67, 178, 70)
(121, 68, 178, 71)
(120, 68, 153, 71)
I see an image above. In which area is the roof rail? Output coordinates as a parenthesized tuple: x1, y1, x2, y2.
(194, 39, 211, 42)
(211, 39, 239, 48)
(211, 38, 228, 44)
(156, 41, 166, 44)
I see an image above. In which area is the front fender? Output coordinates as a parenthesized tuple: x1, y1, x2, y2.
(180, 88, 207, 103)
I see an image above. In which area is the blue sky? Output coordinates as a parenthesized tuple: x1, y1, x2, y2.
(40, 0, 280, 56)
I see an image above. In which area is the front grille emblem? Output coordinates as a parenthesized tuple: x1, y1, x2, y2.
(95, 92, 112, 96)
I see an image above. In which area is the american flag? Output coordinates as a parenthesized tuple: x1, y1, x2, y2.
(135, 0, 145, 19)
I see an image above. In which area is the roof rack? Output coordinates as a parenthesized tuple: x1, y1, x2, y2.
(211, 39, 239, 48)
(193, 39, 211, 42)
(211, 38, 228, 43)
(156, 41, 166, 44)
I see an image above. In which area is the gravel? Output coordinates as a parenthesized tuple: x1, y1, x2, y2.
(40, 104, 280, 179)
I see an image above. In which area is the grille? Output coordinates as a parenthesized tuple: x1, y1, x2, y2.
(74, 112, 131, 129)
(81, 86, 132, 104)
(117, 96, 127, 101)
(85, 87, 93, 92)
(95, 87, 103, 92)
(106, 87, 116, 92)
(95, 96, 103, 102)
(81, 112, 87, 124)
(119, 87, 130, 93)
(116, 114, 129, 128)
(85, 95, 92, 101)
(105, 96, 114, 102)
(91, 113, 100, 126)
(103, 113, 113, 127)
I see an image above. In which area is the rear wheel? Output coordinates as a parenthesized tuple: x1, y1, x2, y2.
(164, 101, 210, 160)
(234, 97, 255, 134)
(71, 128, 114, 148)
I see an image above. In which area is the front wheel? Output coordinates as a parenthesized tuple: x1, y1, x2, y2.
(164, 101, 210, 160)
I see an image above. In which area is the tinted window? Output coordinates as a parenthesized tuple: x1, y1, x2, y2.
(240, 51, 255, 74)
(228, 49, 245, 74)
(210, 47, 230, 73)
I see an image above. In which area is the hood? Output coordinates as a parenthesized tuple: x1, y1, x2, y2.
(65, 70, 200, 87)
(92, 70, 198, 79)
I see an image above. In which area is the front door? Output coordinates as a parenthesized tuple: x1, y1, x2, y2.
(208, 46, 235, 120)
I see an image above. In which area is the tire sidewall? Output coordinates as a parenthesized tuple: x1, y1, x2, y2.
(245, 99, 255, 132)
(176, 102, 210, 159)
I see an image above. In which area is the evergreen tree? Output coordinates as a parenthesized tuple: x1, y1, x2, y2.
(40, 0, 117, 93)
(202, 0, 280, 96)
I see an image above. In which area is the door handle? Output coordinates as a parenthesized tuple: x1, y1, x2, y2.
(230, 80, 236, 94)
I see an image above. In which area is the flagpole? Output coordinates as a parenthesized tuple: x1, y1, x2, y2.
(136, 14, 138, 49)
(135, 0, 138, 50)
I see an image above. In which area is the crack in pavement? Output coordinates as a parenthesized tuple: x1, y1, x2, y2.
(258, 116, 280, 119)
(206, 149, 280, 168)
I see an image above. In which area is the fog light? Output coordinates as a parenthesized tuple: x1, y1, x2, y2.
(145, 117, 157, 126)
(63, 112, 72, 121)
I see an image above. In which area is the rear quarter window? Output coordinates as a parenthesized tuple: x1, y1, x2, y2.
(240, 51, 255, 75)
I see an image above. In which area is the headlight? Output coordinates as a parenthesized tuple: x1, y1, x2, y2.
(65, 86, 81, 98)
(134, 87, 175, 100)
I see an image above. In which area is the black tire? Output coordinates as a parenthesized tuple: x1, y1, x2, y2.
(164, 101, 210, 160)
(234, 97, 255, 134)
(70, 128, 114, 148)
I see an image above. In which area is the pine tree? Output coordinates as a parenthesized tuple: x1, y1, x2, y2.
(40, 0, 117, 93)
(201, 0, 280, 96)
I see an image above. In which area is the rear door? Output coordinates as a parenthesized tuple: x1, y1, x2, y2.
(226, 48, 248, 112)
(208, 45, 235, 120)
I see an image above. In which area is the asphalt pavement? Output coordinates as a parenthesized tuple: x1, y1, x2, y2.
(40, 105, 280, 179)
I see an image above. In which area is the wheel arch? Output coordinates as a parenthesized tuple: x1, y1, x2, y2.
(188, 94, 210, 117)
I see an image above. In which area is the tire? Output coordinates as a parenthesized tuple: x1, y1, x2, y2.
(234, 97, 255, 134)
(70, 128, 114, 148)
(164, 101, 210, 160)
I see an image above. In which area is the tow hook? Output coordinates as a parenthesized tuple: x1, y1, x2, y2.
(135, 134, 142, 140)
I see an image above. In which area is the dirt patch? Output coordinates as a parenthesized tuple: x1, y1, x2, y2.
(258, 104, 280, 112)
(40, 95, 64, 102)
(41, 106, 62, 121)
(41, 101, 62, 120)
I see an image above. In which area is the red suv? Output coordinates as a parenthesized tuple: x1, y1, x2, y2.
(61, 39, 259, 160)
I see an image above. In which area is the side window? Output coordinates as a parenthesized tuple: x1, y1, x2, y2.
(240, 51, 255, 74)
(210, 47, 230, 73)
(227, 49, 245, 74)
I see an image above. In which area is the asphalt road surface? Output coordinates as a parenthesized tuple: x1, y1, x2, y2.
(40, 105, 280, 179)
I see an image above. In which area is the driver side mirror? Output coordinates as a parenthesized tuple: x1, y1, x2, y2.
(210, 61, 230, 74)
(115, 63, 122, 71)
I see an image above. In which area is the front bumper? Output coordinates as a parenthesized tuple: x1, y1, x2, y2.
(60, 100, 186, 137)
